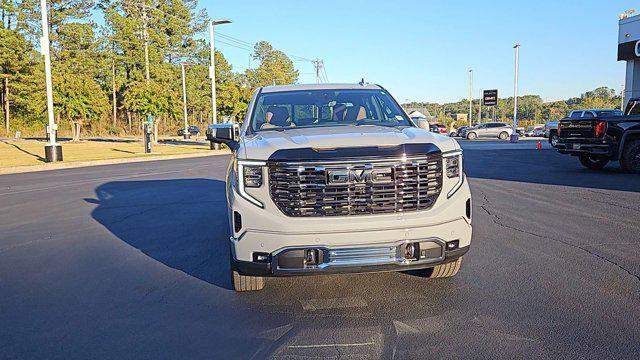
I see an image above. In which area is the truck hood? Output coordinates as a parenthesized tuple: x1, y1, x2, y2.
(240, 126, 460, 160)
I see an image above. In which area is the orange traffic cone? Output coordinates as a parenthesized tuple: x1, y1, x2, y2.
(537, 141, 542, 150)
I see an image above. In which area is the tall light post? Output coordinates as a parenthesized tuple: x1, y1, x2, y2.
(468, 69, 473, 126)
(511, 44, 520, 143)
(181, 63, 191, 140)
(40, 0, 62, 162)
(209, 18, 231, 150)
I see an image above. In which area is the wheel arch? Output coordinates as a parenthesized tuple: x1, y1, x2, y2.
(618, 130, 640, 160)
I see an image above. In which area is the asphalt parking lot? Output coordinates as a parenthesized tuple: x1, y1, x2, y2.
(1, 140, 639, 359)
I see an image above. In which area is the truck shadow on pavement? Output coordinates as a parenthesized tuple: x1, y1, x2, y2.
(465, 149, 640, 193)
(85, 178, 233, 289)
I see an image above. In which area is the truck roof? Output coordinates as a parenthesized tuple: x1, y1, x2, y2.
(260, 83, 383, 93)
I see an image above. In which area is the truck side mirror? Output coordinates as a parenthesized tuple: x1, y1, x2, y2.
(206, 123, 239, 151)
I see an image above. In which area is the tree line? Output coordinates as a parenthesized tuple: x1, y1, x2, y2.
(404, 86, 624, 129)
(0, 0, 298, 140)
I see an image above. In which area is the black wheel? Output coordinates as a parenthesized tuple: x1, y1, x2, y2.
(467, 132, 477, 140)
(498, 132, 509, 140)
(578, 155, 609, 170)
(620, 140, 640, 174)
(549, 133, 559, 147)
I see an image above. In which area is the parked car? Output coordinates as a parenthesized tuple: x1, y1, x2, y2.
(177, 125, 200, 137)
(545, 121, 559, 147)
(462, 122, 513, 140)
(525, 125, 545, 137)
(429, 124, 448, 134)
(207, 83, 472, 291)
(451, 126, 469, 137)
(556, 102, 640, 172)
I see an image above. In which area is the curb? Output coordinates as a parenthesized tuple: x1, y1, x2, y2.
(0, 151, 228, 175)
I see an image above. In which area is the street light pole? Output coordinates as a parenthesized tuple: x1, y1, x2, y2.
(40, 0, 62, 162)
(468, 69, 473, 126)
(209, 18, 231, 150)
(511, 44, 520, 143)
(181, 63, 189, 139)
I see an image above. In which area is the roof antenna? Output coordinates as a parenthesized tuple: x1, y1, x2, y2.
(359, 78, 366, 86)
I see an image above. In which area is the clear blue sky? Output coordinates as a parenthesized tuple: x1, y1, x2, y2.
(201, 0, 632, 103)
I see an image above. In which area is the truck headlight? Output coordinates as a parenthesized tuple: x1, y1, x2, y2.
(236, 160, 266, 207)
(446, 156, 460, 178)
(443, 150, 463, 199)
(243, 165, 263, 188)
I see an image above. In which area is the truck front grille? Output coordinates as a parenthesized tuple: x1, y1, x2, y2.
(268, 155, 443, 217)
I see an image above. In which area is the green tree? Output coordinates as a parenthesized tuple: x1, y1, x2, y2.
(246, 41, 298, 87)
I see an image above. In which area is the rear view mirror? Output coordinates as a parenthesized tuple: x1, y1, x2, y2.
(206, 123, 239, 150)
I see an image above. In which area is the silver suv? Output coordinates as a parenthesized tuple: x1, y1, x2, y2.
(207, 84, 472, 291)
(461, 122, 513, 140)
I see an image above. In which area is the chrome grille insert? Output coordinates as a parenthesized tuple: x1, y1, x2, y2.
(268, 154, 443, 217)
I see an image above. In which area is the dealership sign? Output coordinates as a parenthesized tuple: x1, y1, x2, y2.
(618, 40, 640, 61)
(483, 89, 498, 106)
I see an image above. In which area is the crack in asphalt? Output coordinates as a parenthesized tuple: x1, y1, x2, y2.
(478, 190, 640, 283)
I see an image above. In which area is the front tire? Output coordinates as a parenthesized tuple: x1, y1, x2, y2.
(232, 271, 265, 292)
(549, 133, 559, 147)
(412, 257, 463, 278)
(467, 132, 477, 140)
(620, 140, 640, 174)
(578, 155, 609, 170)
(498, 132, 509, 140)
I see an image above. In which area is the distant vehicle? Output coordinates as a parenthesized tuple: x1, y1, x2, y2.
(177, 125, 200, 137)
(545, 121, 559, 147)
(525, 125, 545, 137)
(429, 124, 448, 134)
(452, 126, 470, 137)
(461, 122, 514, 140)
(556, 102, 640, 172)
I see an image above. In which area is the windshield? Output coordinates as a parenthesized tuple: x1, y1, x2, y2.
(595, 110, 623, 117)
(248, 89, 413, 132)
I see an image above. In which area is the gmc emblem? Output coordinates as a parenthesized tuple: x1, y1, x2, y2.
(327, 168, 393, 185)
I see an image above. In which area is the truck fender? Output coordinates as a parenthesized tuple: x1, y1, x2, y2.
(619, 130, 640, 160)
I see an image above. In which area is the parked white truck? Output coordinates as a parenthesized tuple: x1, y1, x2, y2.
(207, 84, 472, 291)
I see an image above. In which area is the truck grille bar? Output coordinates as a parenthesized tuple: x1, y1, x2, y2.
(268, 154, 443, 217)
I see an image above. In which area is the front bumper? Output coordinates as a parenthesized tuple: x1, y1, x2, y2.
(233, 244, 469, 277)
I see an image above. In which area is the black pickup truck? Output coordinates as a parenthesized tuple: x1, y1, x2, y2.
(556, 98, 640, 173)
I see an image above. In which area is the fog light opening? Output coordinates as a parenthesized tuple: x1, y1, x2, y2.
(404, 242, 420, 261)
(304, 249, 320, 266)
(446, 240, 460, 251)
(253, 252, 270, 263)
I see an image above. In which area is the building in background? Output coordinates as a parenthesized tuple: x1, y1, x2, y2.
(619, 11, 640, 108)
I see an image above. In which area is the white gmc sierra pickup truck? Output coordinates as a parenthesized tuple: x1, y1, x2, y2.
(207, 83, 472, 291)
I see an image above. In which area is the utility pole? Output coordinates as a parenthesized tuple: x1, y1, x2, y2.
(2, 75, 9, 136)
(112, 58, 117, 127)
(468, 69, 473, 126)
(181, 63, 189, 139)
(313, 59, 324, 84)
(142, 6, 150, 85)
(511, 44, 520, 143)
(40, 0, 62, 161)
